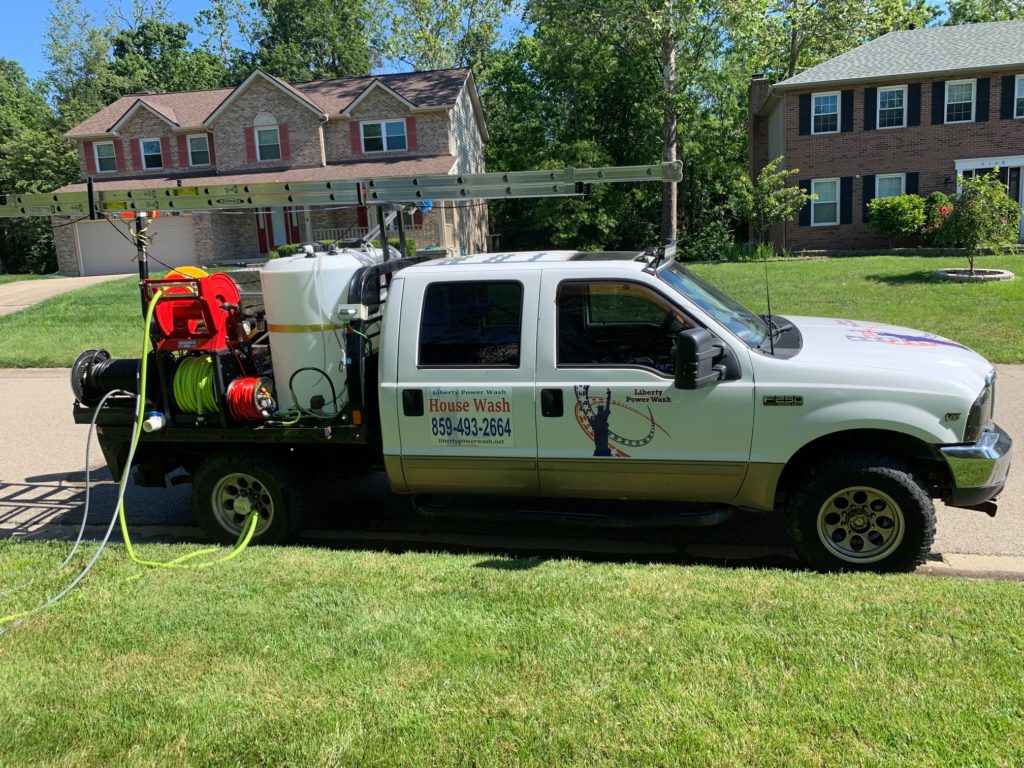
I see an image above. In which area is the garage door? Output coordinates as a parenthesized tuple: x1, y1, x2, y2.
(74, 215, 197, 276)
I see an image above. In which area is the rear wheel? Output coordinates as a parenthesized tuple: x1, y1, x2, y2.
(787, 453, 935, 573)
(192, 453, 303, 545)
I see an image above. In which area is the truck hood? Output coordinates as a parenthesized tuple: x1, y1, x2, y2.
(786, 315, 993, 390)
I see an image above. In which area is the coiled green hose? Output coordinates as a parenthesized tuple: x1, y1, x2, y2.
(173, 355, 218, 415)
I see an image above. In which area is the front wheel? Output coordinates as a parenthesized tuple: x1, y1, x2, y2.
(192, 452, 304, 545)
(787, 453, 936, 573)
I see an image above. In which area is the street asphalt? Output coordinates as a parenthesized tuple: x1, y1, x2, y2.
(0, 275, 127, 317)
(1, 365, 1021, 576)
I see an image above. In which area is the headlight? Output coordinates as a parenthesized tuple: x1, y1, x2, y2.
(964, 370, 995, 443)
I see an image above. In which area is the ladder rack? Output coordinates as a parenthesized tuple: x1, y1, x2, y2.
(0, 162, 682, 219)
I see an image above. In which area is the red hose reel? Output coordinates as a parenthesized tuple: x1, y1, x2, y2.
(143, 273, 246, 352)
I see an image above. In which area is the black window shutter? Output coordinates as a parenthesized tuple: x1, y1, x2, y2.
(908, 83, 921, 126)
(1001, 75, 1015, 119)
(840, 177, 853, 224)
(932, 81, 945, 124)
(976, 77, 990, 122)
(862, 174, 876, 222)
(864, 88, 877, 130)
(841, 90, 854, 132)
(799, 94, 811, 135)
(906, 172, 919, 195)
(999, 167, 1009, 186)
(799, 180, 811, 226)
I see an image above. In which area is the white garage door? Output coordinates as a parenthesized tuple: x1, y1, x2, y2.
(74, 215, 197, 276)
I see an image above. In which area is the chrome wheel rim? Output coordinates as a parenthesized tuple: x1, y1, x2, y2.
(211, 472, 274, 537)
(817, 486, 905, 564)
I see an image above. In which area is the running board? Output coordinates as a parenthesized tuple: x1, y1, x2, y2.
(412, 498, 733, 528)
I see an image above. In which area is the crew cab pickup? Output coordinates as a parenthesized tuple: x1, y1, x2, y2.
(78, 245, 1012, 573)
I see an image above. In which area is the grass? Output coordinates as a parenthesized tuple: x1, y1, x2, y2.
(1, 541, 1022, 767)
(0, 274, 63, 284)
(0, 254, 1021, 367)
(688, 253, 1024, 364)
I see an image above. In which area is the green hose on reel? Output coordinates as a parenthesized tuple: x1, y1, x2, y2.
(173, 355, 218, 414)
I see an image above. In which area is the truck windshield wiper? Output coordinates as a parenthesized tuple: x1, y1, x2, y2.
(762, 314, 793, 337)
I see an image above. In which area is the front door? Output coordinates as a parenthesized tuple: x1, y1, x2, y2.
(393, 270, 542, 495)
(534, 272, 755, 502)
(256, 207, 302, 253)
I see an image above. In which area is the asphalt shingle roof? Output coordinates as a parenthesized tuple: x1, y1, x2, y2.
(775, 20, 1024, 90)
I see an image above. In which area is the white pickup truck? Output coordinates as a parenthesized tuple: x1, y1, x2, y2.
(76, 244, 1012, 573)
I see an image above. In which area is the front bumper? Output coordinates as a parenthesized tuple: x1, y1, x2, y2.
(940, 424, 1013, 509)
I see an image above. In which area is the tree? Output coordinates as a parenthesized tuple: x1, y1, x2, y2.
(43, 0, 117, 128)
(867, 194, 926, 247)
(110, 17, 233, 92)
(942, 170, 1021, 274)
(384, 0, 514, 70)
(945, 0, 1024, 23)
(734, 156, 812, 245)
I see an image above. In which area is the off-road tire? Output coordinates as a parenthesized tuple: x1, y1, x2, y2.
(192, 452, 304, 545)
(787, 452, 935, 573)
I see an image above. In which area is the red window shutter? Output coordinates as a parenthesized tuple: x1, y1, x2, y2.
(207, 134, 217, 165)
(413, 209, 424, 226)
(349, 121, 362, 155)
(279, 124, 291, 161)
(406, 117, 417, 151)
(245, 127, 257, 163)
(83, 141, 96, 174)
(357, 206, 368, 228)
(130, 140, 142, 171)
(113, 141, 125, 172)
(177, 135, 188, 166)
(287, 207, 301, 242)
(160, 136, 172, 167)
(256, 209, 268, 253)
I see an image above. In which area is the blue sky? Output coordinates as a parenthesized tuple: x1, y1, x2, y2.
(1, 0, 210, 82)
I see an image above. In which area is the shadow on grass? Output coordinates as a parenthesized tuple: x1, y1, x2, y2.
(864, 270, 942, 286)
(474, 556, 548, 571)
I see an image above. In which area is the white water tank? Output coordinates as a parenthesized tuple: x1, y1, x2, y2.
(260, 249, 381, 413)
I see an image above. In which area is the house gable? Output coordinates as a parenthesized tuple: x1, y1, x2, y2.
(109, 99, 179, 133)
(205, 69, 327, 125)
(343, 80, 417, 115)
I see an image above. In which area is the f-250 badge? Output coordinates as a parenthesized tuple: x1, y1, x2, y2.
(763, 395, 804, 406)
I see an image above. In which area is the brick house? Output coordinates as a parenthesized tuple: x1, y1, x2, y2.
(52, 67, 489, 275)
(749, 20, 1024, 252)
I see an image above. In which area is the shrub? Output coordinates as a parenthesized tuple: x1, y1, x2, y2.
(867, 194, 926, 247)
(678, 217, 736, 262)
(371, 237, 418, 258)
(943, 170, 1021, 274)
(733, 156, 812, 244)
(276, 243, 300, 258)
(266, 249, 279, 260)
(922, 191, 953, 246)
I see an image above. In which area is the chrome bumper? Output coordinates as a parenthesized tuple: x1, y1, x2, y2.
(940, 424, 1013, 509)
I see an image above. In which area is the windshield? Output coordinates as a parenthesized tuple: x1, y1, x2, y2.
(658, 262, 769, 349)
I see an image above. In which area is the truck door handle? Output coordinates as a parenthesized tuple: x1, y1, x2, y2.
(541, 388, 563, 417)
(402, 389, 424, 416)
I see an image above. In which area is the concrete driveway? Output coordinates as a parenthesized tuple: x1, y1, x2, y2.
(0, 275, 129, 317)
(1, 366, 1021, 576)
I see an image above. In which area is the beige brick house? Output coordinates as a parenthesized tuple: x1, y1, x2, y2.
(53, 68, 489, 275)
(749, 20, 1024, 252)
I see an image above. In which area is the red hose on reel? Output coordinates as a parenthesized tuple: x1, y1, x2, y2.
(227, 377, 276, 421)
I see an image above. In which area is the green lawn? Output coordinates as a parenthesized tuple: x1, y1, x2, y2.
(0, 273, 63, 284)
(1, 542, 1022, 767)
(688, 253, 1024, 364)
(0, 255, 1022, 367)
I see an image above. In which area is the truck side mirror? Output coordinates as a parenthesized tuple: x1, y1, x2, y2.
(675, 328, 725, 390)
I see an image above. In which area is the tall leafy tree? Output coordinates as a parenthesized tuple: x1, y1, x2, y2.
(110, 18, 233, 92)
(945, 0, 1024, 23)
(384, 0, 514, 70)
(43, 0, 117, 127)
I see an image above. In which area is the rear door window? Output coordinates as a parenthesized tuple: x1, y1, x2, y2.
(419, 281, 523, 367)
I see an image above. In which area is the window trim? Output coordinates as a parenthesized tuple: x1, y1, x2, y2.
(945, 79, 976, 124)
(255, 125, 281, 162)
(876, 84, 908, 130)
(875, 173, 906, 199)
(360, 119, 408, 153)
(811, 91, 841, 135)
(1015, 74, 1024, 120)
(416, 279, 525, 369)
(555, 278, 694, 378)
(810, 178, 840, 227)
(93, 140, 116, 173)
(139, 137, 163, 170)
(187, 133, 211, 167)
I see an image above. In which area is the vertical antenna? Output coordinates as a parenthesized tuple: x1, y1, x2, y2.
(763, 247, 774, 355)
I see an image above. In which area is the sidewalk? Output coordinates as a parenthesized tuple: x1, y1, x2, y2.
(0, 275, 128, 317)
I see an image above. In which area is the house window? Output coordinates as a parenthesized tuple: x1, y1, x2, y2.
(812, 93, 839, 134)
(877, 86, 906, 129)
(254, 113, 281, 162)
(945, 80, 975, 123)
(876, 174, 905, 199)
(419, 281, 523, 368)
(93, 141, 116, 173)
(1016, 75, 1024, 119)
(188, 134, 210, 166)
(811, 179, 839, 225)
(140, 138, 163, 170)
(361, 120, 407, 152)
